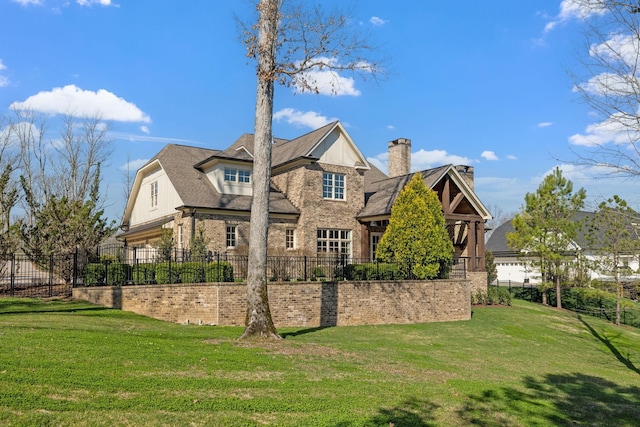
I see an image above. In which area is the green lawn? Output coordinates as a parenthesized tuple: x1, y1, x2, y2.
(0, 298, 638, 426)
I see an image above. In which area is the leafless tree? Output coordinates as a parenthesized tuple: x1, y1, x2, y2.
(569, 1, 640, 176)
(13, 111, 112, 216)
(239, 0, 384, 339)
(484, 204, 516, 241)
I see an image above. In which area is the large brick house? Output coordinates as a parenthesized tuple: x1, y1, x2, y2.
(118, 121, 492, 281)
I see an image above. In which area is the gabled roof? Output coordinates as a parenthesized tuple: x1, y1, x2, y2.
(358, 165, 491, 220)
(272, 121, 338, 166)
(121, 144, 299, 226)
(485, 211, 640, 255)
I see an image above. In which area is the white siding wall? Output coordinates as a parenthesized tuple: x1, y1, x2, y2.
(130, 167, 183, 226)
(312, 129, 361, 167)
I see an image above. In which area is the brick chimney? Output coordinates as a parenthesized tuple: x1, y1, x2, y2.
(455, 165, 474, 190)
(388, 138, 411, 178)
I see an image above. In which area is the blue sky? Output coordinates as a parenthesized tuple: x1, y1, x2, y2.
(2, 0, 640, 224)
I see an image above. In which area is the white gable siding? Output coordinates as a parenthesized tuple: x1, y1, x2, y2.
(311, 129, 361, 167)
(130, 166, 183, 226)
(203, 163, 253, 196)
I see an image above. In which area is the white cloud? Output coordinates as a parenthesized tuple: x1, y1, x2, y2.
(10, 0, 43, 5)
(0, 59, 8, 88)
(10, 85, 151, 123)
(292, 57, 365, 96)
(507, 154, 518, 160)
(386, 125, 395, 130)
(481, 151, 499, 161)
(569, 111, 640, 147)
(545, 0, 607, 32)
(273, 108, 337, 129)
(77, 0, 117, 6)
(110, 131, 200, 145)
(120, 158, 149, 172)
(140, 125, 150, 134)
(537, 121, 553, 128)
(370, 16, 387, 26)
(368, 149, 473, 174)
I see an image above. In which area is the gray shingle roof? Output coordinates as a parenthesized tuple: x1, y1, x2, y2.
(272, 121, 337, 166)
(358, 165, 450, 218)
(151, 144, 298, 215)
(485, 211, 640, 254)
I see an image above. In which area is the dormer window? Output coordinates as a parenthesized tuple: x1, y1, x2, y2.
(238, 169, 251, 183)
(224, 168, 237, 182)
(224, 167, 251, 184)
(323, 172, 345, 200)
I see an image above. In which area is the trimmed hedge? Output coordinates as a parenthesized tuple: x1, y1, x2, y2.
(206, 261, 233, 282)
(181, 262, 206, 284)
(107, 263, 131, 286)
(132, 263, 155, 285)
(155, 262, 180, 285)
(82, 263, 106, 286)
(344, 263, 403, 280)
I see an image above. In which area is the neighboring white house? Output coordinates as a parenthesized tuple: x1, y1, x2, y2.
(486, 212, 640, 284)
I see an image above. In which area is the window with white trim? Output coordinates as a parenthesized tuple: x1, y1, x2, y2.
(317, 229, 351, 255)
(150, 181, 158, 208)
(285, 229, 295, 249)
(224, 168, 237, 182)
(226, 225, 237, 248)
(322, 172, 345, 200)
(238, 169, 251, 183)
(224, 167, 251, 184)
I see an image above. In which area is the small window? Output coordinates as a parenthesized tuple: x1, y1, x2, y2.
(224, 168, 237, 182)
(238, 170, 251, 183)
(286, 229, 295, 249)
(226, 225, 237, 248)
(322, 172, 345, 200)
(150, 181, 158, 208)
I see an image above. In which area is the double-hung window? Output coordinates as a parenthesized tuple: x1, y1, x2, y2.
(285, 229, 295, 249)
(322, 172, 345, 200)
(226, 225, 237, 248)
(150, 181, 158, 208)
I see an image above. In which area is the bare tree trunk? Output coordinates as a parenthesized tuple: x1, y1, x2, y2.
(241, 0, 280, 340)
(555, 274, 562, 310)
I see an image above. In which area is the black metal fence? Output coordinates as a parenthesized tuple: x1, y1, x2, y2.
(0, 253, 77, 298)
(1, 245, 467, 298)
(492, 280, 640, 328)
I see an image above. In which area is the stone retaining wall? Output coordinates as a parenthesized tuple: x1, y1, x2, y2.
(73, 279, 471, 327)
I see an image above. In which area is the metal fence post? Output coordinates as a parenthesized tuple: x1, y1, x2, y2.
(10, 253, 15, 297)
(48, 254, 54, 297)
(303, 256, 307, 281)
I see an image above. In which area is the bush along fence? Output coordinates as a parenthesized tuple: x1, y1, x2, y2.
(493, 280, 640, 329)
(0, 245, 467, 298)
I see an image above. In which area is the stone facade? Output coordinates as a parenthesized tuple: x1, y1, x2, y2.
(73, 279, 472, 327)
(271, 162, 366, 258)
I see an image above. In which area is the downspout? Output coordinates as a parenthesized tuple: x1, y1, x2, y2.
(191, 208, 197, 243)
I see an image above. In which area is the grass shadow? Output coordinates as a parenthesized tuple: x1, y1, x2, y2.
(280, 326, 332, 338)
(459, 372, 640, 426)
(577, 314, 640, 375)
(332, 397, 439, 427)
(0, 298, 109, 315)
